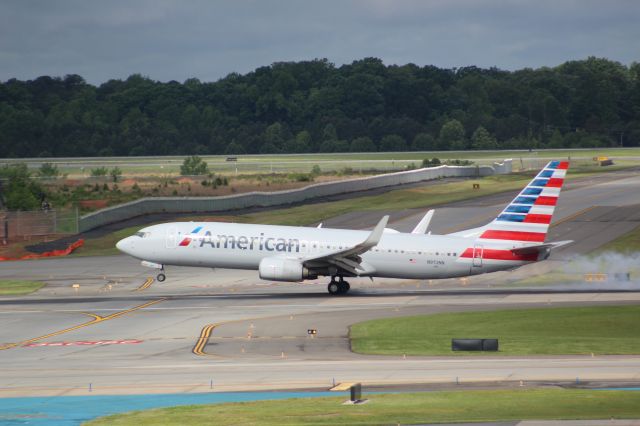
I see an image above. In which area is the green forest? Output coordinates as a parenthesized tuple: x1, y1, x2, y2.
(1, 57, 639, 158)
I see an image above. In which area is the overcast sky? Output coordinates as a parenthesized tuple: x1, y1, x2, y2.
(1, 0, 639, 85)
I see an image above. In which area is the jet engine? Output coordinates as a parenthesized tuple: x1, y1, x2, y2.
(258, 257, 316, 282)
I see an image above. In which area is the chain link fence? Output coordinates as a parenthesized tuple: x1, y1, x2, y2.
(0, 208, 78, 242)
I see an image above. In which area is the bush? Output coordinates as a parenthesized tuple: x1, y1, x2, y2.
(422, 157, 441, 167)
(91, 167, 108, 177)
(288, 173, 313, 182)
(110, 167, 122, 182)
(446, 159, 474, 166)
(180, 155, 209, 175)
(37, 162, 60, 178)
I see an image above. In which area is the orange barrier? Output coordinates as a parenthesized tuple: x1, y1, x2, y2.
(0, 239, 84, 261)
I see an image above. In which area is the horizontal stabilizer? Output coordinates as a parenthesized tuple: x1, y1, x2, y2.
(510, 240, 573, 256)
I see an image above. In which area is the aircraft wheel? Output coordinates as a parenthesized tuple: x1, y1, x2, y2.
(157, 273, 166, 282)
(328, 281, 340, 295)
(342, 281, 350, 293)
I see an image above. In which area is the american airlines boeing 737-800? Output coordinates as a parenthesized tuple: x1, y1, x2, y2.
(116, 161, 571, 295)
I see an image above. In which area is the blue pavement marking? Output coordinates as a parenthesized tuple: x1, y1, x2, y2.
(0, 391, 343, 425)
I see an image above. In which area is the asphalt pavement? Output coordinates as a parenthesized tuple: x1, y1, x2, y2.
(0, 168, 639, 399)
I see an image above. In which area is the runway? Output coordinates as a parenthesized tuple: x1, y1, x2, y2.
(0, 168, 639, 397)
(1, 287, 640, 397)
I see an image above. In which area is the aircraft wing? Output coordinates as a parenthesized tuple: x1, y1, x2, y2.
(299, 215, 388, 276)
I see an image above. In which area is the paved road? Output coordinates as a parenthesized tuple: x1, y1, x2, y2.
(0, 168, 639, 397)
(1, 288, 640, 397)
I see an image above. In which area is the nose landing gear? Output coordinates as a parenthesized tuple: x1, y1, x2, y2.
(156, 266, 166, 282)
(327, 276, 350, 295)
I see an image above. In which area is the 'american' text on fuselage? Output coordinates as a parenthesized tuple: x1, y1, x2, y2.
(198, 231, 300, 253)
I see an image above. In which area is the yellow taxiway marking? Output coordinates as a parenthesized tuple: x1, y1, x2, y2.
(550, 206, 597, 228)
(135, 277, 155, 292)
(192, 316, 268, 358)
(192, 323, 218, 356)
(0, 298, 166, 351)
(330, 382, 356, 391)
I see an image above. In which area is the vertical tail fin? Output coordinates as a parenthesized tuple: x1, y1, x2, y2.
(477, 160, 569, 245)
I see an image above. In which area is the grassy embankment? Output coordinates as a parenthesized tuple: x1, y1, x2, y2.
(594, 223, 640, 254)
(513, 222, 640, 287)
(85, 388, 640, 426)
(73, 173, 529, 257)
(0, 280, 44, 296)
(350, 305, 640, 356)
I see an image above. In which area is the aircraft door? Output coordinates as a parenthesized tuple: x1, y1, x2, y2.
(472, 244, 483, 267)
(166, 227, 178, 249)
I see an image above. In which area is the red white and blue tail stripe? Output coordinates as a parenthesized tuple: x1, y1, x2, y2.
(478, 160, 569, 245)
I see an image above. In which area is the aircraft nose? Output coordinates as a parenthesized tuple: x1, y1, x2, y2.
(116, 237, 134, 255)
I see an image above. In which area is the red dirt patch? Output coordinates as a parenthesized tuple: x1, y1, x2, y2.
(79, 199, 108, 209)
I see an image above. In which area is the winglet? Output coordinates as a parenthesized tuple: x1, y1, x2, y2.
(362, 215, 388, 249)
(412, 210, 434, 234)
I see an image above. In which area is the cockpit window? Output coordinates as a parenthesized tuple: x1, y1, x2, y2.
(134, 231, 150, 238)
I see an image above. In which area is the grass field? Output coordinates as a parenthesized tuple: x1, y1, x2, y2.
(594, 223, 640, 254)
(241, 173, 528, 226)
(0, 279, 45, 296)
(350, 305, 640, 356)
(85, 388, 640, 425)
(7, 147, 640, 177)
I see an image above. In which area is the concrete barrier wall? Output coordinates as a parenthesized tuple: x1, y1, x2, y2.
(79, 160, 512, 232)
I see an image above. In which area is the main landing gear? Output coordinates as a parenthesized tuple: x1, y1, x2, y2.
(327, 276, 350, 295)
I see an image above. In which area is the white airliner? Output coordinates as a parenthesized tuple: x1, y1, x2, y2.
(116, 161, 571, 295)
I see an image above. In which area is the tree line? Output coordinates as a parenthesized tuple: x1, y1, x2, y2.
(1, 56, 638, 158)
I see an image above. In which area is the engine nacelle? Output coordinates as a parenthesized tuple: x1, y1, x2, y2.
(258, 257, 315, 282)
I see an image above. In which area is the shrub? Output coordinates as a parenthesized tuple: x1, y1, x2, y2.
(180, 155, 209, 175)
(91, 167, 108, 177)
